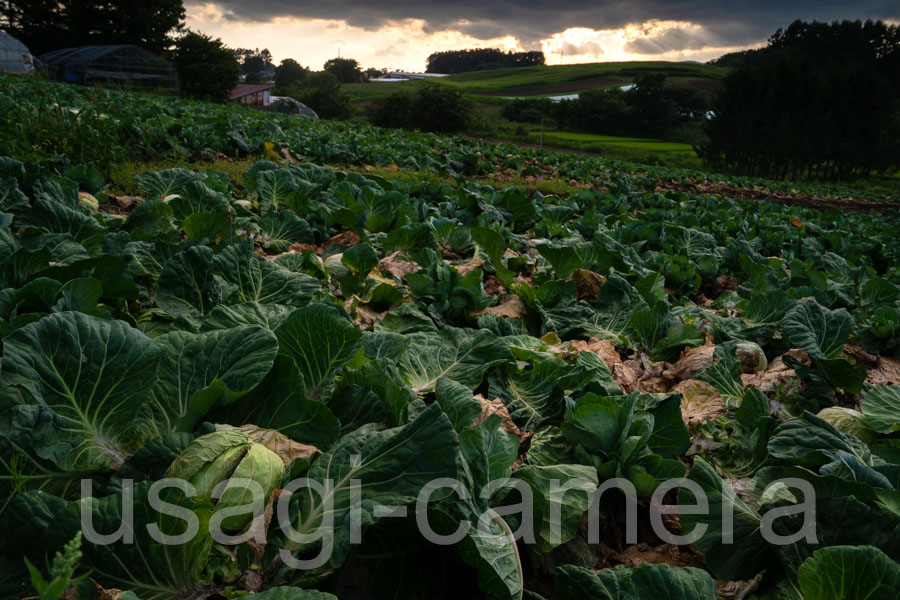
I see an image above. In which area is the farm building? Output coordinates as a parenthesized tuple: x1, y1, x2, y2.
(230, 82, 275, 107)
(0, 30, 35, 74)
(40, 45, 178, 92)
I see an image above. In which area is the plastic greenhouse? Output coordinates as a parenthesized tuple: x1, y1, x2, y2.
(0, 30, 35, 74)
(40, 44, 177, 91)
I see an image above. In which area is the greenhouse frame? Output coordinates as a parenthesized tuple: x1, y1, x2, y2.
(0, 30, 35, 74)
(40, 44, 178, 92)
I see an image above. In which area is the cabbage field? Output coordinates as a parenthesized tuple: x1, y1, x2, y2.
(1, 76, 900, 600)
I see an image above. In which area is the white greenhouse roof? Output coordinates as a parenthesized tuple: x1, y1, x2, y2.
(0, 31, 35, 75)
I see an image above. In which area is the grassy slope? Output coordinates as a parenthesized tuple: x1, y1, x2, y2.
(344, 61, 726, 161)
(427, 61, 729, 92)
(345, 61, 727, 100)
(531, 131, 697, 155)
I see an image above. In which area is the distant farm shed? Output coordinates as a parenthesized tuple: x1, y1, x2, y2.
(230, 82, 274, 107)
(40, 45, 177, 92)
(0, 30, 35, 74)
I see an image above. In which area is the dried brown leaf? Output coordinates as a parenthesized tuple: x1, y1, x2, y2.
(637, 360, 673, 393)
(613, 543, 705, 569)
(717, 571, 765, 600)
(740, 355, 798, 394)
(674, 379, 727, 427)
(664, 344, 715, 381)
(568, 337, 621, 371)
(483, 273, 503, 295)
(109, 194, 142, 210)
(471, 295, 526, 319)
(867, 356, 900, 385)
(323, 230, 360, 249)
(379, 250, 419, 278)
(288, 241, 320, 254)
(614, 359, 643, 393)
(451, 256, 484, 277)
(571, 268, 606, 299)
(280, 147, 297, 163)
(474, 395, 530, 443)
(217, 424, 319, 468)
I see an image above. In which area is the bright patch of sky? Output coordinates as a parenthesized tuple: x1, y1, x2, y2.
(185, 3, 757, 71)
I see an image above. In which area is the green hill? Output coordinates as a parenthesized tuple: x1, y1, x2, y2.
(428, 61, 729, 94)
(346, 61, 728, 103)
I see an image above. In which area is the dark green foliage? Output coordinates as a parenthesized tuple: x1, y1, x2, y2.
(0, 117, 899, 597)
(412, 85, 474, 133)
(369, 89, 416, 129)
(503, 76, 709, 142)
(287, 71, 352, 120)
(501, 98, 555, 124)
(426, 48, 545, 74)
(707, 48, 765, 68)
(370, 84, 474, 133)
(233, 47, 273, 74)
(323, 57, 362, 84)
(274, 58, 308, 90)
(170, 30, 241, 103)
(700, 19, 900, 179)
(1, 0, 185, 55)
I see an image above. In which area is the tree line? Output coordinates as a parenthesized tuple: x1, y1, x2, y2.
(0, 0, 184, 55)
(502, 75, 711, 143)
(700, 19, 900, 180)
(426, 48, 545, 74)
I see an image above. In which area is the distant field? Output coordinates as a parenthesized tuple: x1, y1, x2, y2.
(428, 61, 729, 94)
(344, 61, 728, 102)
(342, 62, 718, 161)
(343, 81, 413, 103)
(530, 130, 697, 155)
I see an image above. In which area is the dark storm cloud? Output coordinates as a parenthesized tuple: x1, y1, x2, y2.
(207, 0, 900, 48)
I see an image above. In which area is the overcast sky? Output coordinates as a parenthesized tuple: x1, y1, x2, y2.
(184, 1, 900, 71)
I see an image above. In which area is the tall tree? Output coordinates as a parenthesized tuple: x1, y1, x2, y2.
(1, 0, 185, 55)
(0, 0, 66, 55)
(233, 47, 274, 74)
(323, 57, 362, 83)
(171, 30, 240, 103)
(274, 58, 308, 90)
(700, 20, 900, 180)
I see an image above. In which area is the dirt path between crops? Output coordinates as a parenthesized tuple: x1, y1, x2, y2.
(656, 179, 900, 213)
(464, 135, 900, 213)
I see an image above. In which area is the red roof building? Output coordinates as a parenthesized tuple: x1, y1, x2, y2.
(230, 82, 274, 106)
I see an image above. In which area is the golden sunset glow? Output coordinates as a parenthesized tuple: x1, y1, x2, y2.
(186, 3, 526, 70)
(185, 3, 755, 70)
(540, 21, 755, 65)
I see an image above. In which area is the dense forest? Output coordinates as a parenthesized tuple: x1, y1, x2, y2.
(0, 0, 185, 54)
(426, 48, 545, 73)
(700, 19, 900, 179)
